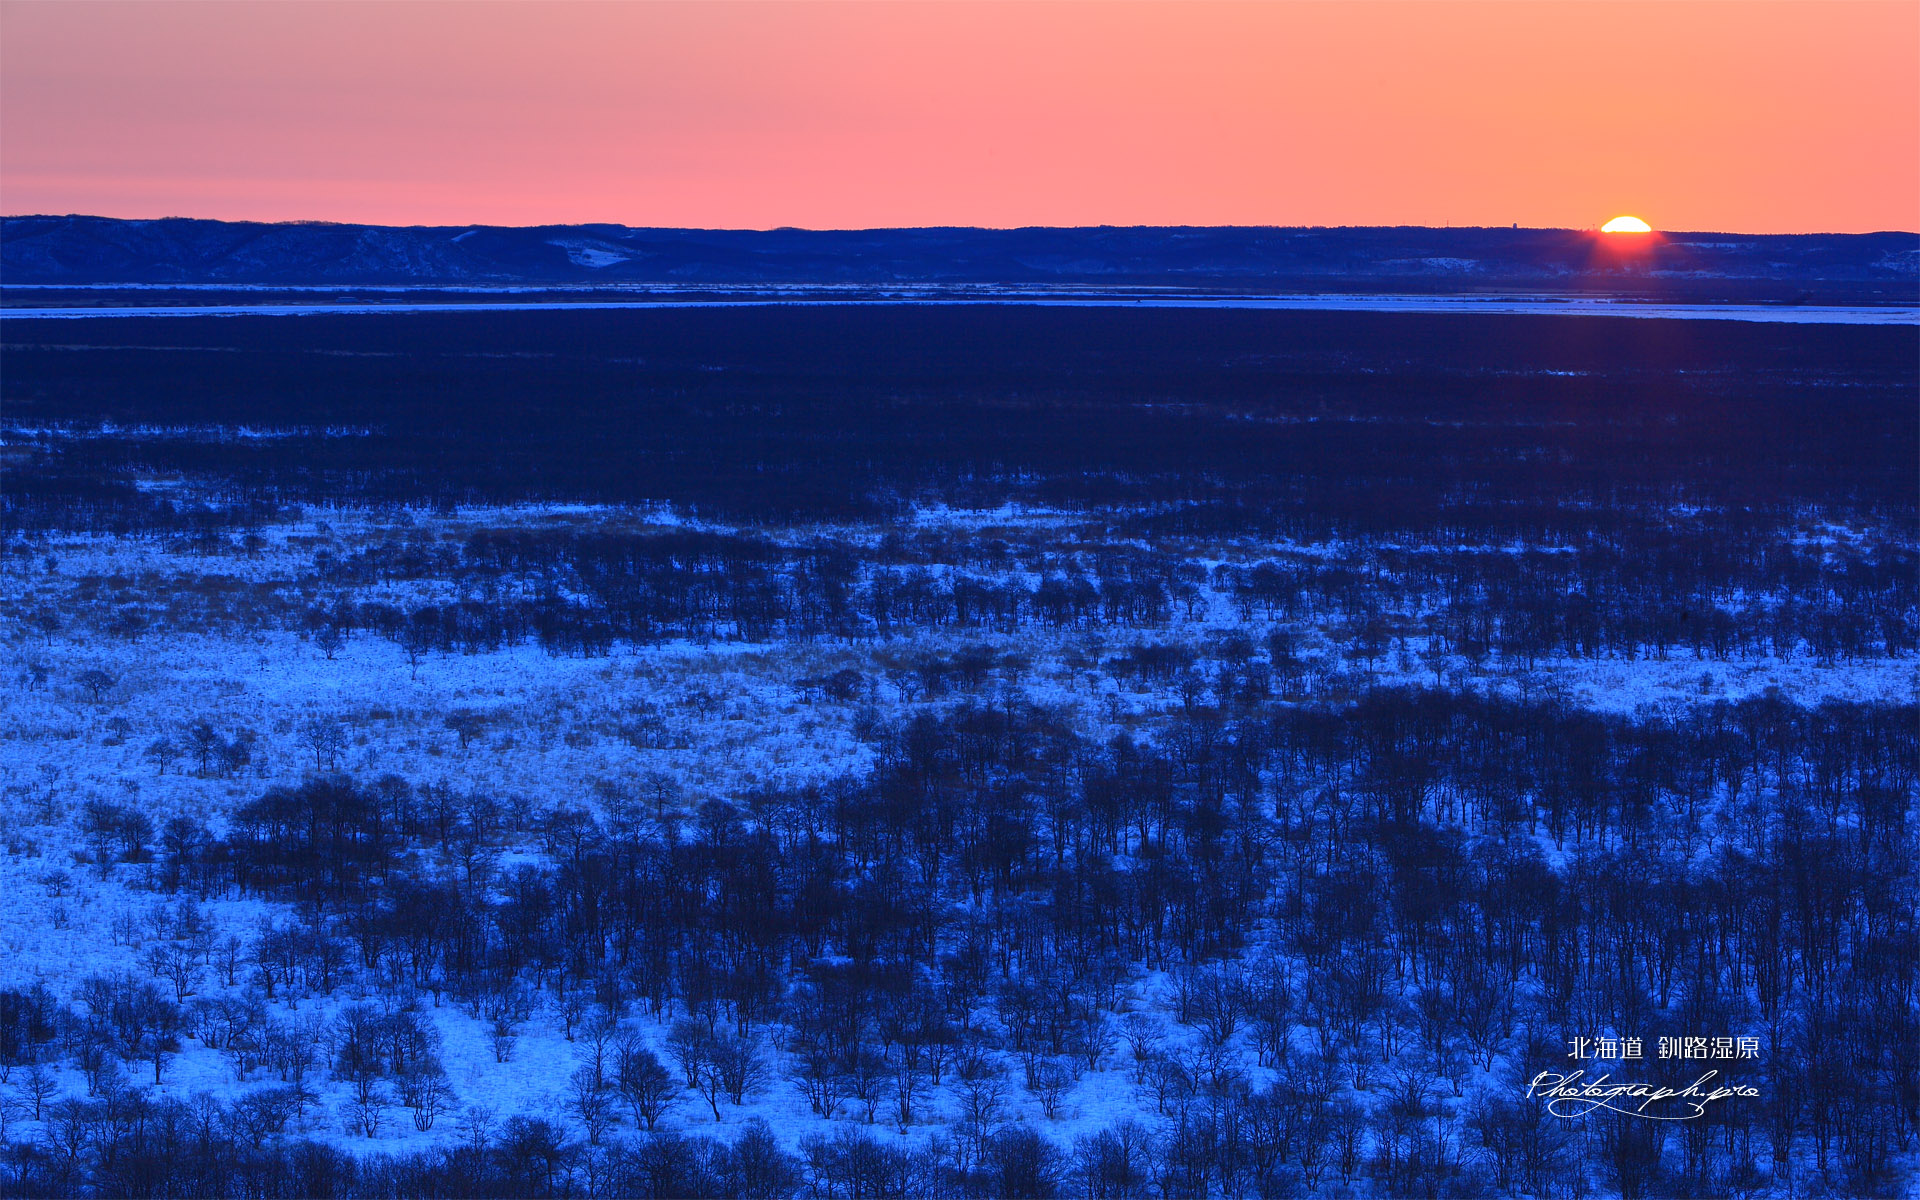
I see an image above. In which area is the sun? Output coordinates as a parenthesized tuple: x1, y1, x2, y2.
(1601, 215, 1653, 233)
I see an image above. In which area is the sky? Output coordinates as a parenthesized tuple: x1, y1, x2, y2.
(1, 1, 1914, 234)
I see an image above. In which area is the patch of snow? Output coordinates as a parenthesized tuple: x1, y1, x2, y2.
(546, 240, 631, 269)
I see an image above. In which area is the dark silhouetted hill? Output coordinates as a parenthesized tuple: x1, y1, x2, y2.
(4, 216, 1915, 302)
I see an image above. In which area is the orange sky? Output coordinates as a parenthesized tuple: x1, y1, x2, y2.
(2, 1, 1914, 233)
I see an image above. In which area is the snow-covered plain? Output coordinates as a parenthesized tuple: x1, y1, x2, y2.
(0, 500, 1913, 1175)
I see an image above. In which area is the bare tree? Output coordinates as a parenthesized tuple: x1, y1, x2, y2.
(314, 625, 345, 661)
(216, 936, 248, 987)
(77, 668, 116, 702)
(616, 1040, 677, 1131)
(842, 1046, 888, 1123)
(159, 945, 203, 1003)
(458, 1104, 496, 1154)
(300, 717, 348, 772)
(412, 1073, 454, 1132)
(568, 1064, 614, 1144)
(139, 733, 177, 775)
(401, 623, 433, 680)
(489, 1016, 519, 1064)
(955, 1072, 1009, 1161)
(1033, 1058, 1074, 1120)
(19, 1062, 57, 1120)
(348, 1084, 387, 1138)
(446, 708, 488, 750)
(186, 721, 222, 776)
(666, 1019, 711, 1088)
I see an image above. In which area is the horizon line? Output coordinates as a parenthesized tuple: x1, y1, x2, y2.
(8, 213, 1918, 239)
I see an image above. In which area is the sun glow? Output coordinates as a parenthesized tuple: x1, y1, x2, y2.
(1602, 215, 1654, 233)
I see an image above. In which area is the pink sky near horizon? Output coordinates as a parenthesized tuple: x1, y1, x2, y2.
(2, 1, 1915, 234)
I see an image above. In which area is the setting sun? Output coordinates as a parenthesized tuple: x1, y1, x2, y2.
(1602, 215, 1654, 233)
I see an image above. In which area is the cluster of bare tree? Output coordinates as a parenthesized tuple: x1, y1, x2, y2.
(3, 685, 1908, 1195)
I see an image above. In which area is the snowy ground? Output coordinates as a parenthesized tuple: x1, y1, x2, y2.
(0, 502, 1911, 1160)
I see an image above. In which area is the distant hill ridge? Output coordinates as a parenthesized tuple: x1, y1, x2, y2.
(4, 215, 1917, 301)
